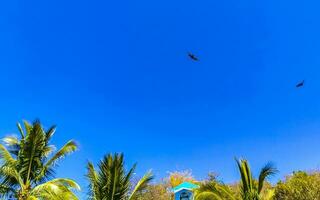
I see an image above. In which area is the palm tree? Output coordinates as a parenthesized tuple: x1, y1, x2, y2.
(0, 120, 80, 200)
(86, 153, 153, 200)
(235, 158, 277, 200)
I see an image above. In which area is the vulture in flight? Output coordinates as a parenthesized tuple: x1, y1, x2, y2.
(188, 53, 199, 61)
(296, 80, 304, 88)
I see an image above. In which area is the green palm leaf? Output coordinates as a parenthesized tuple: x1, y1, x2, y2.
(195, 179, 235, 200)
(235, 158, 277, 200)
(87, 153, 153, 200)
(258, 163, 277, 194)
(196, 191, 223, 200)
(0, 120, 80, 200)
(37, 140, 77, 181)
(0, 144, 17, 166)
(129, 170, 154, 200)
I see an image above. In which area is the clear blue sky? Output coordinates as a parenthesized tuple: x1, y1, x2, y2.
(1, 0, 320, 198)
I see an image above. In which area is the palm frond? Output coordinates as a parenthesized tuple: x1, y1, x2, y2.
(196, 181, 235, 200)
(0, 144, 17, 166)
(18, 121, 45, 183)
(2, 136, 20, 156)
(31, 178, 80, 200)
(44, 140, 77, 168)
(0, 165, 23, 186)
(22, 120, 32, 136)
(45, 126, 56, 142)
(236, 158, 250, 194)
(86, 162, 100, 200)
(16, 123, 25, 140)
(195, 191, 223, 200)
(258, 163, 277, 194)
(129, 170, 154, 200)
(36, 141, 77, 182)
(2, 136, 19, 147)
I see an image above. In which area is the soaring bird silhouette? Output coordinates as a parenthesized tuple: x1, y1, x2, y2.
(188, 53, 199, 61)
(296, 80, 304, 88)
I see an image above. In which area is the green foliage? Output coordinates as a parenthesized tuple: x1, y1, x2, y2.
(0, 120, 80, 200)
(235, 159, 277, 200)
(196, 192, 222, 200)
(137, 170, 197, 200)
(136, 183, 172, 200)
(142, 161, 277, 200)
(3, 119, 320, 200)
(273, 171, 320, 200)
(86, 153, 153, 200)
(194, 178, 235, 200)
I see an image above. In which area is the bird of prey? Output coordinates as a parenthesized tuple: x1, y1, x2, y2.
(188, 53, 199, 61)
(296, 80, 304, 88)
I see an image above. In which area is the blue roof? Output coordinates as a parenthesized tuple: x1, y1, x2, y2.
(173, 182, 199, 193)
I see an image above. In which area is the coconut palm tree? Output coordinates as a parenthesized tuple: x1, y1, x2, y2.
(86, 153, 153, 200)
(235, 158, 277, 200)
(0, 120, 80, 200)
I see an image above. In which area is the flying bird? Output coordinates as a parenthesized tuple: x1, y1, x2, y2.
(188, 53, 199, 61)
(296, 80, 304, 88)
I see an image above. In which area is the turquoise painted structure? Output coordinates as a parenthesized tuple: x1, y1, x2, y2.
(173, 182, 199, 200)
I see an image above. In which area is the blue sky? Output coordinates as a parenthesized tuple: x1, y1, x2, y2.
(1, 0, 320, 198)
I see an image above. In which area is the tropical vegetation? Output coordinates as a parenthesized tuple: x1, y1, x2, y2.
(192, 159, 277, 200)
(273, 171, 320, 200)
(86, 153, 153, 200)
(0, 119, 319, 200)
(234, 159, 277, 200)
(0, 120, 80, 200)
